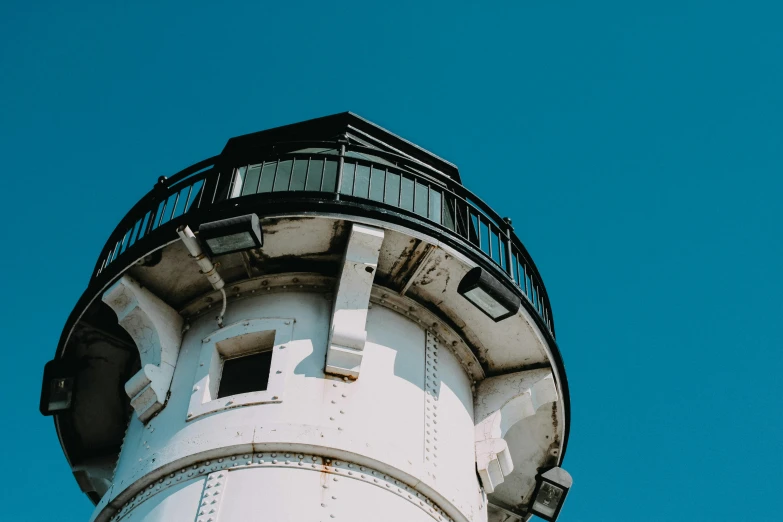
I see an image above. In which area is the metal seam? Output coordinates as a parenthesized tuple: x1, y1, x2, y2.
(424, 331, 440, 480)
(107, 452, 454, 522)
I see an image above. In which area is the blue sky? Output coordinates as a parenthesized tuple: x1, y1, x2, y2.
(1, 2, 781, 521)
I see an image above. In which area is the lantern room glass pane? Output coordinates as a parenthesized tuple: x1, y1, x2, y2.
(258, 162, 276, 193)
(290, 158, 307, 191)
(242, 165, 262, 196)
(370, 166, 385, 201)
(414, 181, 428, 216)
(384, 172, 400, 207)
(322, 160, 338, 192)
(354, 164, 370, 199)
(428, 187, 442, 223)
(340, 163, 355, 195)
(400, 176, 414, 211)
(273, 160, 292, 191)
(305, 159, 324, 191)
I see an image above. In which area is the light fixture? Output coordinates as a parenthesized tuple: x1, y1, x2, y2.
(198, 213, 263, 257)
(457, 266, 521, 321)
(40, 360, 75, 416)
(529, 467, 572, 521)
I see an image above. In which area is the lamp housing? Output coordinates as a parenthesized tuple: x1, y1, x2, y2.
(457, 266, 521, 321)
(198, 214, 263, 257)
(40, 359, 76, 416)
(529, 467, 572, 521)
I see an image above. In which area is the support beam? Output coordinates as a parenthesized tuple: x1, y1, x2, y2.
(474, 369, 558, 493)
(325, 223, 385, 378)
(102, 275, 183, 422)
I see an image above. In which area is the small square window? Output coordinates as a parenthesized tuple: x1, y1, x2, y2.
(187, 318, 292, 421)
(217, 351, 273, 398)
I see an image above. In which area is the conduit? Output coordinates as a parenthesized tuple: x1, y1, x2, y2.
(176, 224, 227, 327)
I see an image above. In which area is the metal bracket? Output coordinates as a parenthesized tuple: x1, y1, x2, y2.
(474, 369, 558, 493)
(102, 275, 183, 423)
(325, 223, 385, 378)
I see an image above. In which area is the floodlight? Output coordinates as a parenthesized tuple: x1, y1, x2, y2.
(457, 267, 520, 321)
(198, 214, 263, 257)
(530, 467, 572, 521)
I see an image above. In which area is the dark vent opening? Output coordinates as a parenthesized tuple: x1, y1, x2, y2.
(217, 351, 272, 398)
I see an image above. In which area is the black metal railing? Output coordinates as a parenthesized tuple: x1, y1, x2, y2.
(93, 144, 555, 336)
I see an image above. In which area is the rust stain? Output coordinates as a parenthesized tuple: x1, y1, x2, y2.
(419, 255, 442, 286)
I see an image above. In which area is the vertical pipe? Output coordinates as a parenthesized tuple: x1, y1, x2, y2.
(503, 218, 515, 282)
(335, 143, 346, 200)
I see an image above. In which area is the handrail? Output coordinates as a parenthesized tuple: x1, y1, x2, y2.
(91, 145, 555, 337)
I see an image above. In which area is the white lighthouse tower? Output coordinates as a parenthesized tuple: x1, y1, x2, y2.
(41, 113, 572, 522)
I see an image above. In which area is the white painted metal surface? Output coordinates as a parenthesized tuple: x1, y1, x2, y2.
(93, 290, 484, 522)
(72, 215, 567, 522)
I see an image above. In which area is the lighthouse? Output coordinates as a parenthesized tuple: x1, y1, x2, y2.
(40, 113, 571, 522)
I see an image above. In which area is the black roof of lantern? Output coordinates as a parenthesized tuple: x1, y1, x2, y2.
(221, 112, 462, 184)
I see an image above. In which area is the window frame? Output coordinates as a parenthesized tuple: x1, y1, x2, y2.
(186, 318, 293, 421)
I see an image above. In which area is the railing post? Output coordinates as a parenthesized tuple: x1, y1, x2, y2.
(334, 141, 347, 200)
(503, 217, 516, 283)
